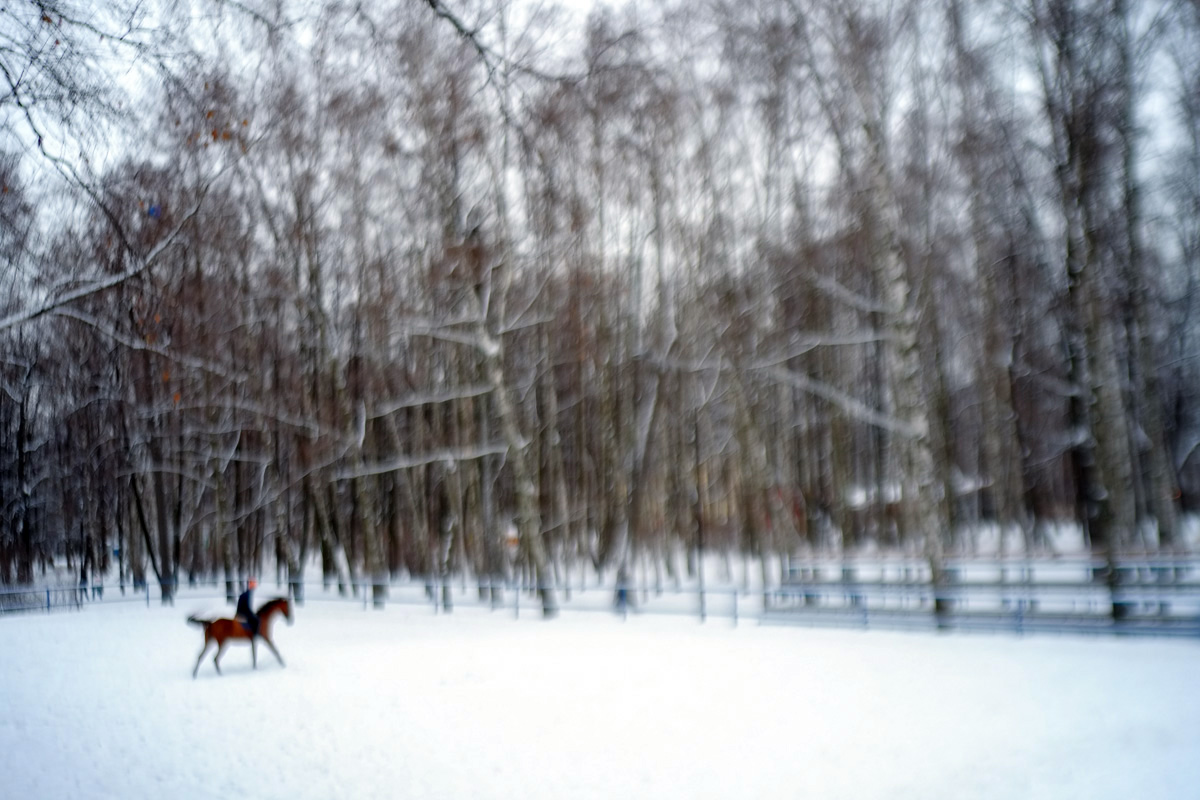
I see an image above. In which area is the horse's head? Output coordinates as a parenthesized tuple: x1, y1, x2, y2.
(258, 597, 293, 626)
(272, 597, 293, 626)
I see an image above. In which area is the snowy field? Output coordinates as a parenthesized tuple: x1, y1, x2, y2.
(2, 593, 1198, 800)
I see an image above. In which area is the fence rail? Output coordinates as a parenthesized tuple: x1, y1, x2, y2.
(0, 575, 748, 624)
(5, 557, 1200, 638)
(770, 555, 1200, 637)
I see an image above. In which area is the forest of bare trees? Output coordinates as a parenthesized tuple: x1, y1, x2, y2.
(2, 0, 1198, 612)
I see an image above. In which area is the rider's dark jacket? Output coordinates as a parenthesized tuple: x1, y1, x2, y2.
(236, 588, 259, 636)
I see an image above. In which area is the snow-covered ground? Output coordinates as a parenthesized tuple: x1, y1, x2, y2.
(2, 590, 1198, 799)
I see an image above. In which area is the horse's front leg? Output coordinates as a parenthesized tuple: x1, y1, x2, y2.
(193, 639, 212, 679)
(213, 641, 227, 675)
(262, 635, 285, 668)
(251, 636, 257, 669)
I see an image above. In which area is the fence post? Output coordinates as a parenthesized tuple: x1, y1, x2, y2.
(46, 588, 50, 612)
(732, 590, 737, 626)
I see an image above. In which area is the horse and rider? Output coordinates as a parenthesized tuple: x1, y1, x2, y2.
(188, 576, 292, 678)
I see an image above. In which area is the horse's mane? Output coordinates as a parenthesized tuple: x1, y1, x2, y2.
(256, 597, 287, 616)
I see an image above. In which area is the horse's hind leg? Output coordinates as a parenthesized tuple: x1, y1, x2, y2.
(263, 636, 285, 668)
(213, 641, 227, 675)
(193, 639, 212, 679)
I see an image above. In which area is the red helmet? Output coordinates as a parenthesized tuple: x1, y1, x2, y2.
(248, 577, 257, 589)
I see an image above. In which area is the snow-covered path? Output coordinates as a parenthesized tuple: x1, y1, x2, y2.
(2, 595, 1197, 799)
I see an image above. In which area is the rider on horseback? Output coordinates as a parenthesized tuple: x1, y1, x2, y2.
(236, 577, 259, 638)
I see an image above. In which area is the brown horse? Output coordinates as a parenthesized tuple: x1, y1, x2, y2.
(187, 597, 293, 678)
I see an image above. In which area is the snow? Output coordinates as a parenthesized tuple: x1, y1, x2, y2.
(3, 589, 1199, 799)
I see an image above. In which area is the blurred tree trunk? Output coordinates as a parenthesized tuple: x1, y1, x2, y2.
(1114, 0, 1178, 547)
(480, 322, 557, 616)
(839, 5, 945, 582)
(1030, 0, 1137, 552)
(947, 0, 1031, 548)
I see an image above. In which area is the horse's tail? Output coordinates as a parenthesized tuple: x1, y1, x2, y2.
(187, 615, 210, 629)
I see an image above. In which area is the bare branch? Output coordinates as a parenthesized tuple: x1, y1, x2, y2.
(0, 174, 221, 333)
(332, 442, 511, 481)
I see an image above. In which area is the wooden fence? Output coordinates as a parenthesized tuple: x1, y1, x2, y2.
(768, 555, 1200, 636)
